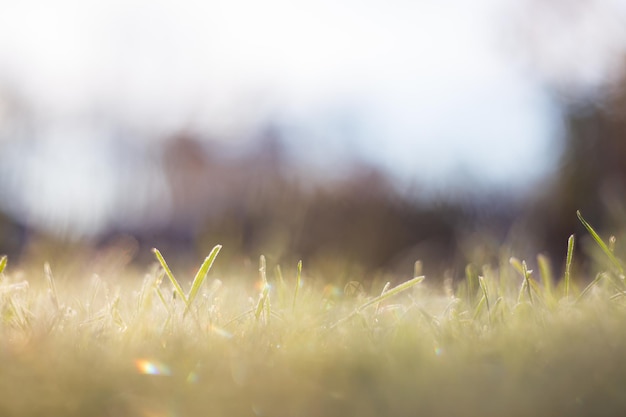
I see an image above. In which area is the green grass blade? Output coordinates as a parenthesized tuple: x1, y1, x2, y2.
(259, 255, 267, 284)
(152, 248, 188, 306)
(154, 284, 172, 315)
(465, 264, 479, 307)
(472, 295, 486, 320)
(537, 253, 553, 299)
(330, 275, 425, 329)
(275, 265, 284, 287)
(186, 245, 222, 310)
(492, 296, 504, 319)
(576, 272, 605, 302)
(522, 261, 533, 305)
(610, 291, 626, 300)
(255, 282, 270, 321)
(264, 288, 271, 324)
(511, 258, 533, 304)
(224, 308, 255, 327)
(509, 257, 524, 277)
(375, 282, 392, 315)
(255, 255, 270, 322)
(478, 276, 491, 324)
(356, 275, 425, 312)
(292, 260, 302, 313)
(274, 264, 286, 306)
(0, 255, 7, 276)
(44, 262, 60, 311)
(577, 211, 623, 275)
(527, 279, 547, 309)
(564, 234, 575, 299)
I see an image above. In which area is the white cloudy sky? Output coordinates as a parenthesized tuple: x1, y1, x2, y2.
(0, 0, 623, 235)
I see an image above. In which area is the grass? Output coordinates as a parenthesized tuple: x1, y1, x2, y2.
(1, 213, 626, 416)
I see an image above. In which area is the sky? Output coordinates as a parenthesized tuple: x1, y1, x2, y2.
(0, 0, 622, 236)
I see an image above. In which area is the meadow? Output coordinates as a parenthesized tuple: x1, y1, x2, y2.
(1, 211, 626, 417)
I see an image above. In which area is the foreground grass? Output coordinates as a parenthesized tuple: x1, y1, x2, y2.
(1, 214, 626, 416)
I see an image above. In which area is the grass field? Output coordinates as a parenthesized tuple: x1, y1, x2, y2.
(1, 211, 626, 417)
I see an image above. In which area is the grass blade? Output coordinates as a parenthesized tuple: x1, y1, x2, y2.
(186, 245, 222, 311)
(292, 260, 302, 313)
(564, 234, 575, 299)
(509, 257, 524, 277)
(511, 258, 533, 304)
(576, 272, 605, 302)
(478, 276, 491, 324)
(255, 255, 270, 322)
(255, 283, 270, 321)
(522, 261, 533, 305)
(465, 264, 479, 308)
(537, 253, 553, 299)
(376, 282, 392, 314)
(154, 285, 172, 315)
(330, 275, 425, 329)
(274, 264, 287, 306)
(153, 248, 189, 307)
(0, 255, 6, 276)
(473, 295, 487, 320)
(356, 275, 425, 312)
(44, 262, 60, 311)
(577, 211, 623, 275)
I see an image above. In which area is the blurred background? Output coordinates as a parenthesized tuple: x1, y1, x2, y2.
(1, 0, 626, 279)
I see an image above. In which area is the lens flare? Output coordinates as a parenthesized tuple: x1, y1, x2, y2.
(209, 324, 233, 339)
(186, 371, 199, 384)
(255, 280, 271, 292)
(135, 359, 172, 376)
(323, 284, 342, 299)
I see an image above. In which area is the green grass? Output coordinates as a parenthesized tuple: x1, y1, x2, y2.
(1, 213, 626, 416)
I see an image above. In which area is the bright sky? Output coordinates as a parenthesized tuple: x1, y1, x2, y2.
(2, 0, 614, 235)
